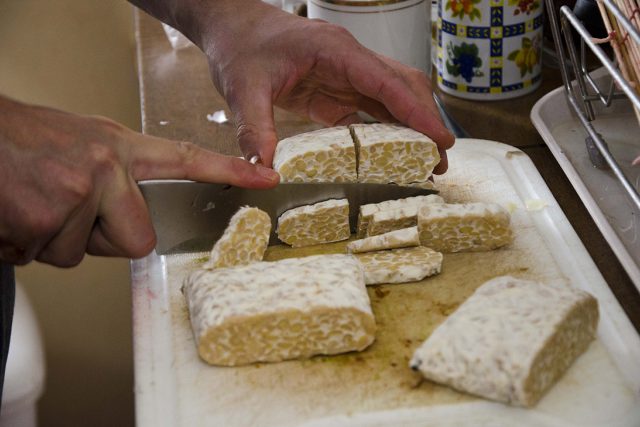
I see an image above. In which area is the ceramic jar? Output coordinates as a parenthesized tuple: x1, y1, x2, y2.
(307, 0, 432, 74)
(437, 0, 544, 99)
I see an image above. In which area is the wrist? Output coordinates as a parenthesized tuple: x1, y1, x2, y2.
(171, 0, 272, 53)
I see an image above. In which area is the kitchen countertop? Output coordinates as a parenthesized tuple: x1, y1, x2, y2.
(134, 9, 640, 332)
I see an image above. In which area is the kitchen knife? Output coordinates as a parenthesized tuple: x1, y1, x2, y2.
(139, 181, 437, 255)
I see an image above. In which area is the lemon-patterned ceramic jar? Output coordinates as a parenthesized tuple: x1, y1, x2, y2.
(437, 0, 543, 99)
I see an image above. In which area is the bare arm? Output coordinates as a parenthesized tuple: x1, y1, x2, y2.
(129, 0, 455, 171)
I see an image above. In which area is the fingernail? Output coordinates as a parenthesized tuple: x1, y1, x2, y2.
(256, 165, 280, 182)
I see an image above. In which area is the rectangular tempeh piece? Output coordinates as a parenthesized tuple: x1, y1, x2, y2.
(273, 127, 357, 183)
(404, 180, 438, 190)
(277, 199, 350, 248)
(417, 202, 513, 252)
(367, 206, 419, 237)
(350, 123, 440, 185)
(347, 226, 420, 254)
(410, 276, 599, 407)
(183, 254, 376, 366)
(356, 194, 445, 238)
(355, 246, 443, 285)
(205, 206, 271, 269)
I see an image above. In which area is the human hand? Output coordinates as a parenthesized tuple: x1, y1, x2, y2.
(196, 1, 454, 172)
(0, 96, 279, 267)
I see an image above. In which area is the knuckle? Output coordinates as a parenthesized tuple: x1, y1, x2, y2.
(228, 156, 252, 178)
(39, 250, 85, 268)
(27, 210, 61, 238)
(323, 23, 355, 41)
(39, 158, 94, 204)
(128, 234, 156, 259)
(235, 122, 261, 144)
(64, 171, 94, 202)
(176, 140, 199, 163)
(62, 252, 85, 268)
(408, 68, 429, 85)
(175, 141, 200, 177)
(88, 141, 119, 172)
(91, 115, 126, 134)
(403, 104, 420, 125)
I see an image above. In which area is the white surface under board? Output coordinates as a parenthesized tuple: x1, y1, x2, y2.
(531, 76, 640, 291)
(131, 139, 640, 427)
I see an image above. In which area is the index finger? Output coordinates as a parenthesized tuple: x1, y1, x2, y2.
(125, 132, 280, 188)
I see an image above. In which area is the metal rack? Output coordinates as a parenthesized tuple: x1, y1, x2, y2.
(545, 0, 640, 212)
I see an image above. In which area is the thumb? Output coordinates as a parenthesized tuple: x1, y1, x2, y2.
(226, 82, 279, 167)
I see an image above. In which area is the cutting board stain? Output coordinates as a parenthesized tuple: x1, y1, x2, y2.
(158, 143, 632, 426)
(188, 239, 532, 409)
(171, 237, 537, 416)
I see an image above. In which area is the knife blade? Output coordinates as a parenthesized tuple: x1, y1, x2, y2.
(139, 180, 437, 255)
(433, 93, 470, 138)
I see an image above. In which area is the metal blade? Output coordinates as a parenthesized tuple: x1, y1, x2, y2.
(139, 180, 437, 255)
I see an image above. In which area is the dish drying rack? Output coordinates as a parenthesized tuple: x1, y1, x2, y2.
(545, 0, 640, 212)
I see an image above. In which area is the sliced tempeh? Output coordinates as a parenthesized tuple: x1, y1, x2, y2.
(367, 206, 420, 237)
(355, 246, 443, 285)
(183, 254, 376, 366)
(347, 226, 420, 254)
(404, 180, 438, 190)
(410, 276, 599, 407)
(205, 206, 271, 269)
(277, 199, 350, 248)
(356, 194, 445, 238)
(417, 202, 513, 253)
(273, 126, 357, 183)
(350, 123, 440, 185)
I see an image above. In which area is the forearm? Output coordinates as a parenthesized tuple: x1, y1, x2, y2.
(128, 0, 271, 51)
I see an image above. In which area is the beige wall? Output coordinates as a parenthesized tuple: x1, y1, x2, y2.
(0, 1, 141, 426)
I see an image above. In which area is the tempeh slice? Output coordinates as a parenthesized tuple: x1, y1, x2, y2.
(183, 254, 376, 366)
(410, 276, 599, 407)
(417, 202, 513, 253)
(350, 123, 440, 185)
(404, 180, 438, 190)
(205, 206, 271, 269)
(277, 199, 350, 248)
(367, 206, 419, 236)
(356, 194, 445, 238)
(355, 246, 443, 285)
(347, 226, 420, 254)
(273, 127, 357, 183)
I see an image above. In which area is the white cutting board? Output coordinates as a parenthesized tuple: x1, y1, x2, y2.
(131, 139, 640, 427)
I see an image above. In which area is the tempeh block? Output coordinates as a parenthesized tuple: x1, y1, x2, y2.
(206, 206, 271, 269)
(410, 276, 599, 407)
(417, 202, 513, 252)
(347, 226, 420, 254)
(350, 123, 440, 185)
(277, 199, 350, 248)
(273, 127, 357, 183)
(183, 254, 376, 366)
(356, 194, 445, 238)
(355, 246, 443, 285)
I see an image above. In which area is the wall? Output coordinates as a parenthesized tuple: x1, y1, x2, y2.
(0, 1, 141, 426)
